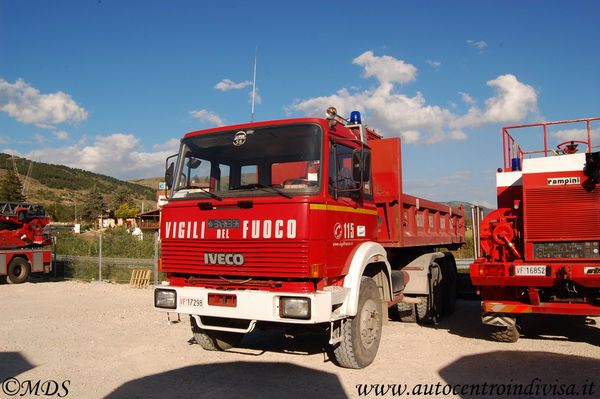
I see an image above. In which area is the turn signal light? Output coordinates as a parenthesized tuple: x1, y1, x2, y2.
(309, 263, 325, 278)
(479, 264, 505, 277)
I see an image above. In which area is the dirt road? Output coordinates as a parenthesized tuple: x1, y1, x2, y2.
(1, 280, 599, 398)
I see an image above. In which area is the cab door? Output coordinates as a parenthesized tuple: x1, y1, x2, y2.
(326, 139, 376, 277)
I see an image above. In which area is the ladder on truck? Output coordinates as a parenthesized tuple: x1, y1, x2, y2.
(0, 202, 46, 218)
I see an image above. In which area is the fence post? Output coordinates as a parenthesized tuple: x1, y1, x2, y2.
(99, 233, 102, 281)
(53, 236, 57, 278)
(154, 231, 159, 286)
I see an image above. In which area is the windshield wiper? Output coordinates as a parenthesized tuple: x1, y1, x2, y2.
(233, 183, 292, 199)
(185, 187, 223, 201)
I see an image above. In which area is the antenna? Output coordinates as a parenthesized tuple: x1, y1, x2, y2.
(251, 46, 257, 122)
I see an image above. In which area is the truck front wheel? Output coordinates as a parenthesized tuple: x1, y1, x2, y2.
(7, 257, 30, 284)
(489, 324, 519, 342)
(332, 276, 382, 368)
(190, 317, 243, 351)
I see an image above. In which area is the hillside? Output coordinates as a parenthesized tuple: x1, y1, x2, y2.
(444, 201, 494, 215)
(0, 154, 157, 220)
(128, 177, 163, 190)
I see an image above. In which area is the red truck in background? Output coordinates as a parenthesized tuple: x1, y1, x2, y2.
(471, 118, 600, 342)
(0, 202, 53, 284)
(154, 108, 465, 368)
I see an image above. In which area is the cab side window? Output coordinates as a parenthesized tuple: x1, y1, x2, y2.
(329, 141, 360, 199)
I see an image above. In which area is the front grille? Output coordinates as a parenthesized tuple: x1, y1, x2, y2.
(525, 186, 600, 240)
(162, 240, 309, 278)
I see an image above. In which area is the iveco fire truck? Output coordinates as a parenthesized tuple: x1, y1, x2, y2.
(471, 118, 600, 342)
(154, 108, 465, 368)
(0, 202, 53, 284)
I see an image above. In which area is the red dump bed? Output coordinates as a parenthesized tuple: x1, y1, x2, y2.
(370, 138, 465, 249)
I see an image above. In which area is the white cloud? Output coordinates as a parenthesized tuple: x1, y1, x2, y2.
(153, 138, 180, 152)
(189, 109, 224, 126)
(34, 133, 47, 144)
(353, 51, 417, 85)
(214, 79, 252, 91)
(23, 134, 178, 180)
(483, 75, 538, 122)
(453, 75, 539, 128)
(459, 92, 475, 105)
(290, 51, 538, 144)
(467, 40, 488, 51)
(550, 127, 600, 143)
(53, 131, 70, 140)
(2, 148, 22, 156)
(0, 78, 88, 128)
(426, 60, 441, 68)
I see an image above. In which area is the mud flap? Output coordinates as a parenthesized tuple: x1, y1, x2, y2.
(482, 312, 516, 327)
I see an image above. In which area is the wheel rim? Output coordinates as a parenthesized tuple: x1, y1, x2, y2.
(14, 265, 24, 278)
(359, 298, 380, 349)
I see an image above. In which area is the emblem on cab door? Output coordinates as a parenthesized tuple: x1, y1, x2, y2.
(334, 223, 343, 240)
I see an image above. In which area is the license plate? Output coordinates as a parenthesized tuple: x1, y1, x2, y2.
(179, 297, 203, 307)
(515, 265, 547, 276)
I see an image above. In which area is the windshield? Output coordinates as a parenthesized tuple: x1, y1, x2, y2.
(171, 123, 323, 199)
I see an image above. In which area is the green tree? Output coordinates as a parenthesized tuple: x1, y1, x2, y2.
(111, 187, 134, 210)
(0, 169, 26, 202)
(113, 203, 141, 219)
(80, 185, 105, 224)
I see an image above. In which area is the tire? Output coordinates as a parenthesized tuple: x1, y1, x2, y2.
(396, 302, 417, 323)
(190, 317, 243, 351)
(7, 257, 30, 284)
(489, 325, 519, 342)
(440, 260, 457, 316)
(416, 265, 442, 324)
(332, 277, 382, 369)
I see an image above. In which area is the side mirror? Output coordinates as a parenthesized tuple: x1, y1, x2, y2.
(352, 149, 371, 183)
(165, 154, 178, 189)
(188, 158, 201, 169)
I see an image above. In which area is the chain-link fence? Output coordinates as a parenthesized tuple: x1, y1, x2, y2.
(52, 229, 163, 284)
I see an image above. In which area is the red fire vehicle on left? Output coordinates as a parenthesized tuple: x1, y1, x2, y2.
(0, 202, 53, 284)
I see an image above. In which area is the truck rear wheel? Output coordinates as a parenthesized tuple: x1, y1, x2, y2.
(439, 258, 457, 315)
(7, 257, 30, 284)
(489, 325, 519, 343)
(416, 265, 442, 324)
(190, 317, 243, 351)
(332, 276, 382, 368)
(396, 302, 417, 322)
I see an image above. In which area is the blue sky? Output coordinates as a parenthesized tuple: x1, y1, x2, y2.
(1, 0, 599, 208)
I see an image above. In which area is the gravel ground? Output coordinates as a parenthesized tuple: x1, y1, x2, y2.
(1, 280, 599, 399)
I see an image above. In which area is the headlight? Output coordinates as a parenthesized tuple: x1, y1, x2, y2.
(279, 297, 311, 319)
(155, 289, 177, 309)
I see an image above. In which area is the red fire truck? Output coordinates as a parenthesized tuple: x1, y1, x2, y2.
(154, 108, 465, 368)
(0, 202, 53, 284)
(471, 118, 600, 342)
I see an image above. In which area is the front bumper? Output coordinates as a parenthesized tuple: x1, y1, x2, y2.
(154, 285, 347, 326)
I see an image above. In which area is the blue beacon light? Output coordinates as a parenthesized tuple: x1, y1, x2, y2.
(350, 111, 362, 124)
